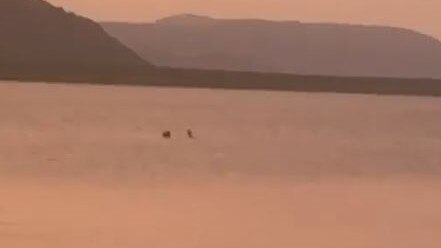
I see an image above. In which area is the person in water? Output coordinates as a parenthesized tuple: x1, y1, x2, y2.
(162, 131, 171, 139)
(187, 129, 194, 139)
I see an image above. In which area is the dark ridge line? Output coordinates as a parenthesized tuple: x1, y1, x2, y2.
(1, 67, 441, 97)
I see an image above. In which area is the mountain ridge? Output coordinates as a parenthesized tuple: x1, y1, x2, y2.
(102, 14, 441, 79)
(1, 3, 441, 97)
(0, 0, 152, 77)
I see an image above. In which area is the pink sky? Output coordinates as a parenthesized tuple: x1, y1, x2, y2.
(47, 0, 441, 39)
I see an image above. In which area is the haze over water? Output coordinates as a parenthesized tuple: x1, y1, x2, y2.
(2, 0, 441, 247)
(1, 81, 441, 247)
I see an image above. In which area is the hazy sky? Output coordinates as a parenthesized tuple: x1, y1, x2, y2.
(47, 0, 441, 39)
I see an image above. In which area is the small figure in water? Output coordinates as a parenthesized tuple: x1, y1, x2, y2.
(187, 129, 194, 139)
(162, 131, 171, 139)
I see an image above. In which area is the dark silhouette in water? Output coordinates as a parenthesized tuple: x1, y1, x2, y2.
(162, 131, 171, 139)
(187, 129, 194, 139)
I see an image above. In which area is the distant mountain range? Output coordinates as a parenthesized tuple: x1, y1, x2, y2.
(0, 0, 151, 78)
(103, 14, 441, 79)
(1, 1, 441, 96)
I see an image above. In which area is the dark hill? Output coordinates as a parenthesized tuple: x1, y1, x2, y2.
(1, 4, 441, 97)
(0, 0, 152, 78)
(102, 14, 441, 79)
